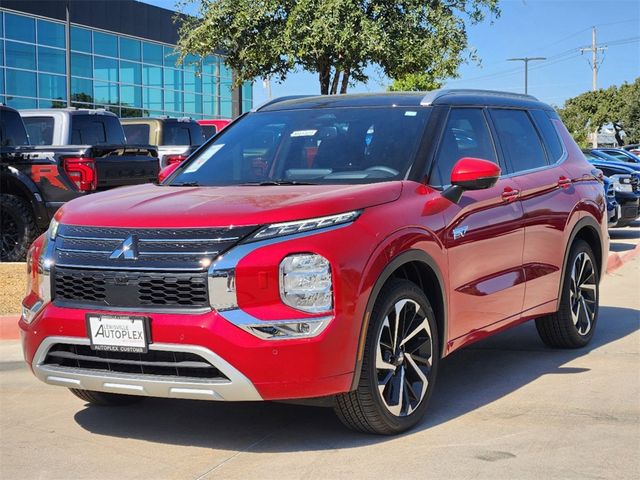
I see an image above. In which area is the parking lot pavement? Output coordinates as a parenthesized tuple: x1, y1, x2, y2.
(1, 225, 638, 480)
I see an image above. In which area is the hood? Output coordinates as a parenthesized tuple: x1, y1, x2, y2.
(590, 159, 640, 174)
(58, 182, 403, 228)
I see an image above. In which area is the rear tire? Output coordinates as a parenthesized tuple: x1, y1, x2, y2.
(334, 279, 439, 435)
(69, 388, 144, 406)
(0, 194, 38, 262)
(535, 239, 599, 348)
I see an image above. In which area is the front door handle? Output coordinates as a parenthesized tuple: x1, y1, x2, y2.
(501, 187, 520, 203)
(558, 176, 572, 189)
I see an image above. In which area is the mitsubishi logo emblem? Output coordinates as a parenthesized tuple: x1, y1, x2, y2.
(110, 235, 139, 260)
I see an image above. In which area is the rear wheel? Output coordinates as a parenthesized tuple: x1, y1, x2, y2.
(0, 194, 38, 262)
(535, 239, 599, 348)
(69, 389, 144, 406)
(334, 279, 439, 434)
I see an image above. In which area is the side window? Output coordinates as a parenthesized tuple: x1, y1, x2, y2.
(530, 110, 564, 162)
(430, 108, 496, 186)
(22, 116, 54, 145)
(490, 109, 548, 173)
(0, 109, 30, 146)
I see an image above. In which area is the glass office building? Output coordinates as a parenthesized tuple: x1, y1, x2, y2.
(0, 4, 252, 118)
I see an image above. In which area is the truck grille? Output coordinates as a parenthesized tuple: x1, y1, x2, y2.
(54, 224, 257, 271)
(43, 343, 228, 380)
(54, 267, 209, 309)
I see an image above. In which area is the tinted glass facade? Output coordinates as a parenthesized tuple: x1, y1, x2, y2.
(0, 9, 252, 118)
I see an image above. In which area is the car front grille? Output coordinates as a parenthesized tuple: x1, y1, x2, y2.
(43, 343, 228, 380)
(54, 267, 209, 309)
(54, 224, 257, 271)
(51, 224, 258, 310)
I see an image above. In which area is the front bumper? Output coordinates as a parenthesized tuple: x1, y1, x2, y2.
(30, 336, 262, 401)
(20, 304, 355, 401)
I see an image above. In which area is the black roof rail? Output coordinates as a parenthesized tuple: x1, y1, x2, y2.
(420, 88, 539, 106)
(255, 95, 314, 111)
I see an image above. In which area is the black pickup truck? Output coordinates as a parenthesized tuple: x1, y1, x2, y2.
(1, 105, 159, 261)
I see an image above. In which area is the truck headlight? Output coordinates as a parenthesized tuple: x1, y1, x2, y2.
(611, 175, 633, 192)
(279, 254, 332, 313)
(48, 217, 60, 240)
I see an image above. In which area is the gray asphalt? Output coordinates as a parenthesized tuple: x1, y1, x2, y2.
(1, 224, 638, 480)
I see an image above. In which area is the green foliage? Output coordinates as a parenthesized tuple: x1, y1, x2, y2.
(175, 0, 500, 95)
(558, 78, 640, 147)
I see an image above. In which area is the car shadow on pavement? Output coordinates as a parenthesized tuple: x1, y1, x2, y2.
(73, 305, 639, 450)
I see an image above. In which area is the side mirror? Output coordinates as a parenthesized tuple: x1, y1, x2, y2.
(442, 157, 501, 203)
(158, 161, 181, 183)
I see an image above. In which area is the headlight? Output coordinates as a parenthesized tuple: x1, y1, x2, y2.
(613, 183, 633, 192)
(48, 217, 60, 240)
(251, 211, 361, 241)
(280, 254, 332, 313)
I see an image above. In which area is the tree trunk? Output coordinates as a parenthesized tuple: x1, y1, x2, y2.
(340, 68, 350, 94)
(330, 69, 341, 95)
(319, 65, 331, 95)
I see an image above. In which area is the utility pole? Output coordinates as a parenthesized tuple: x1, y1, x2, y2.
(506, 57, 546, 95)
(580, 26, 607, 147)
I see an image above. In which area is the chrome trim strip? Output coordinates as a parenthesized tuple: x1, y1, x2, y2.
(54, 263, 206, 272)
(57, 247, 112, 254)
(140, 237, 240, 243)
(32, 336, 263, 401)
(219, 309, 333, 340)
(59, 235, 124, 241)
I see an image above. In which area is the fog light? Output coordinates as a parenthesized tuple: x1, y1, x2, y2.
(279, 254, 332, 313)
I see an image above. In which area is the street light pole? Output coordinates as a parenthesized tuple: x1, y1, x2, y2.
(507, 56, 546, 95)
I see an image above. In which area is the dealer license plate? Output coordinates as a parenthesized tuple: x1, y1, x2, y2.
(87, 314, 149, 353)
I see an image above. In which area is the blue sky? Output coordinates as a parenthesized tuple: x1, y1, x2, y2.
(141, 0, 640, 108)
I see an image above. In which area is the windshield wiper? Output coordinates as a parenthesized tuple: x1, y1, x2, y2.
(240, 180, 318, 186)
(169, 181, 200, 187)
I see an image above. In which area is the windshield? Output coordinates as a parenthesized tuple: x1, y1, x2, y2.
(168, 107, 430, 186)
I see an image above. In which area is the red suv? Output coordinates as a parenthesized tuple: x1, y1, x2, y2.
(21, 90, 608, 434)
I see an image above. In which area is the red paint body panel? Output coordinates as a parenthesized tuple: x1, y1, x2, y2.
(21, 105, 608, 402)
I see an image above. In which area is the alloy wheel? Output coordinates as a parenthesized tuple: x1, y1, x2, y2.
(569, 252, 597, 336)
(375, 298, 433, 417)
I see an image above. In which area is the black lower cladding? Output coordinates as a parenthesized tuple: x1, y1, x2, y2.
(53, 267, 209, 309)
(44, 343, 228, 380)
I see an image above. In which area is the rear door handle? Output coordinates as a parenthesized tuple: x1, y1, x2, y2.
(558, 176, 572, 188)
(501, 187, 520, 203)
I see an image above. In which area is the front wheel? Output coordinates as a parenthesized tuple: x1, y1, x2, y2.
(535, 239, 599, 348)
(334, 279, 439, 434)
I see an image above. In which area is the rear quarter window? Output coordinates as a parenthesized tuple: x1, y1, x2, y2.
(530, 110, 564, 162)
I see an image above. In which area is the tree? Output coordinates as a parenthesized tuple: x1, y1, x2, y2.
(558, 78, 640, 147)
(175, 0, 500, 95)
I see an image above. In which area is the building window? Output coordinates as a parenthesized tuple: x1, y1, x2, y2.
(119, 37, 141, 62)
(71, 26, 92, 53)
(38, 46, 66, 74)
(94, 56, 118, 82)
(39, 73, 66, 101)
(94, 81, 118, 104)
(93, 31, 118, 57)
(5, 69, 37, 97)
(71, 52, 92, 78)
(37, 19, 65, 49)
(5, 41, 36, 70)
(71, 77, 93, 102)
(5, 13, 35, 43)
(120, 60, 141, 85)
(121, 84, 142, 108)
(142, 42, 163, 66)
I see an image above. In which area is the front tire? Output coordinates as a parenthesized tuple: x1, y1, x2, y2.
(0, 194, 38, 262)
(535, 239, 599, 348)
(69, 389, 144, 406)
(334, 279, 439, 434)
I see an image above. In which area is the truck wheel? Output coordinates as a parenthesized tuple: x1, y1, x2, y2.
(0, 194, 38, 262)
(69, 388, 144, 406)
(535, 239, 599, 348)
(334, 279, 439, 435)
